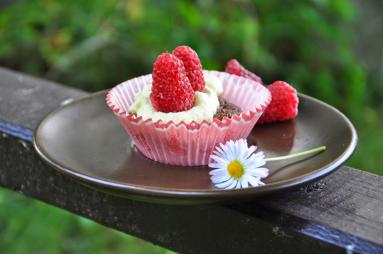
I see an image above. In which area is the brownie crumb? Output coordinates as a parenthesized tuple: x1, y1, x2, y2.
(214, 97, 242, 120)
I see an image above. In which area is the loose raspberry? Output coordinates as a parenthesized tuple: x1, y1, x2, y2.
(224, 59, 299, 124)
(151, 53, 195, 113)
(258, 81, 299, 124)
(225, 59, 262, 84)
(172, 45, 205, 91)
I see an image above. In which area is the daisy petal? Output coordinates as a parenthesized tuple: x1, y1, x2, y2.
(214, 146, 224, 155)
(208, 162, 225, 169)
(211, 174, 231, 184)
(246, 157, 266, 168)
(210, 170, 228, 179)
(247, 175, 265, 187)
(252, 151, 266, 161)
(215, 178, 234, 189)
(225, 179, 238, 190)
(210, 155, 228, 165)
(212, 149, 225, 158)
(237, 140, 249, 160)
(244, 145, 257, 159)
(248, 167, 269, 178)
(220, 142, 230, 155)
(240, 177, 249, 188)
(209, 168, 226, 175)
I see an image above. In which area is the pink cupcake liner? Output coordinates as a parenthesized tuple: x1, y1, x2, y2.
(106, 71, 271, 166)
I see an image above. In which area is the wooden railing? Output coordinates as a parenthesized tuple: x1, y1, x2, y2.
(0, 67, 382, 254)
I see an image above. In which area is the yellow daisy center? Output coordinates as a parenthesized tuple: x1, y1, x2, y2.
(227, 160, 245, 179)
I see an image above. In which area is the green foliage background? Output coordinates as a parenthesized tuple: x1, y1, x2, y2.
(0, 0, 382, 253)
(0, 188, 174, 254)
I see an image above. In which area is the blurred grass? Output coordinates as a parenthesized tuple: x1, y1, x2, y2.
(0, 0, 382, 253)
(348, 106, 383, 176)
(0, 188, 175, 254)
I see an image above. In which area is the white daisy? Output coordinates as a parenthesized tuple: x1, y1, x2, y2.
(209, 139, 327, 190)
(208, 139, 269, 189)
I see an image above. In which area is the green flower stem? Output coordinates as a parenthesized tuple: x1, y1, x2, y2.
(265, 146, 326, 162)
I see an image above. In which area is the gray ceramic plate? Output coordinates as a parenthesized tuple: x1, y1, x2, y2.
(33, 91, 357, 204)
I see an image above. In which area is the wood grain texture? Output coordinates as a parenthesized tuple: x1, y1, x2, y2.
(0, 68, 85, 129)
(264, 168, 383, 243)
(231, 168, 383, 252)
(1, 67, 383, 253)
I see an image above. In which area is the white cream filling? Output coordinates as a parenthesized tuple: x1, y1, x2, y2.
(129, 74, 223, 124)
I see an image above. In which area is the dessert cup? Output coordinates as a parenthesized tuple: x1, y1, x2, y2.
(106, 71, 271, 166)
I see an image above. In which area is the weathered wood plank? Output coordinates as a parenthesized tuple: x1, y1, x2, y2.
(260, 168, 383, 243)
(1, 67, 383, 253)
(0, 68, 85, 130)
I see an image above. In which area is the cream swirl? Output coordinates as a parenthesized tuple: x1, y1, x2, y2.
(129, 74, 223, 124)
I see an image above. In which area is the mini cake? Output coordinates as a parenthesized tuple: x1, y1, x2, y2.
(106, 46, 271, 166)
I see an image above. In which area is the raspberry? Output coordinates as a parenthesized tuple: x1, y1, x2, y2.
(172, 45, 205, 91)
(258, 81, 299, 124)
(151, 53, 195, 113)
(225, 59, 262, 84)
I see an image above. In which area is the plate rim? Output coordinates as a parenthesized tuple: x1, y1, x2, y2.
(33, 91, 358, 200)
